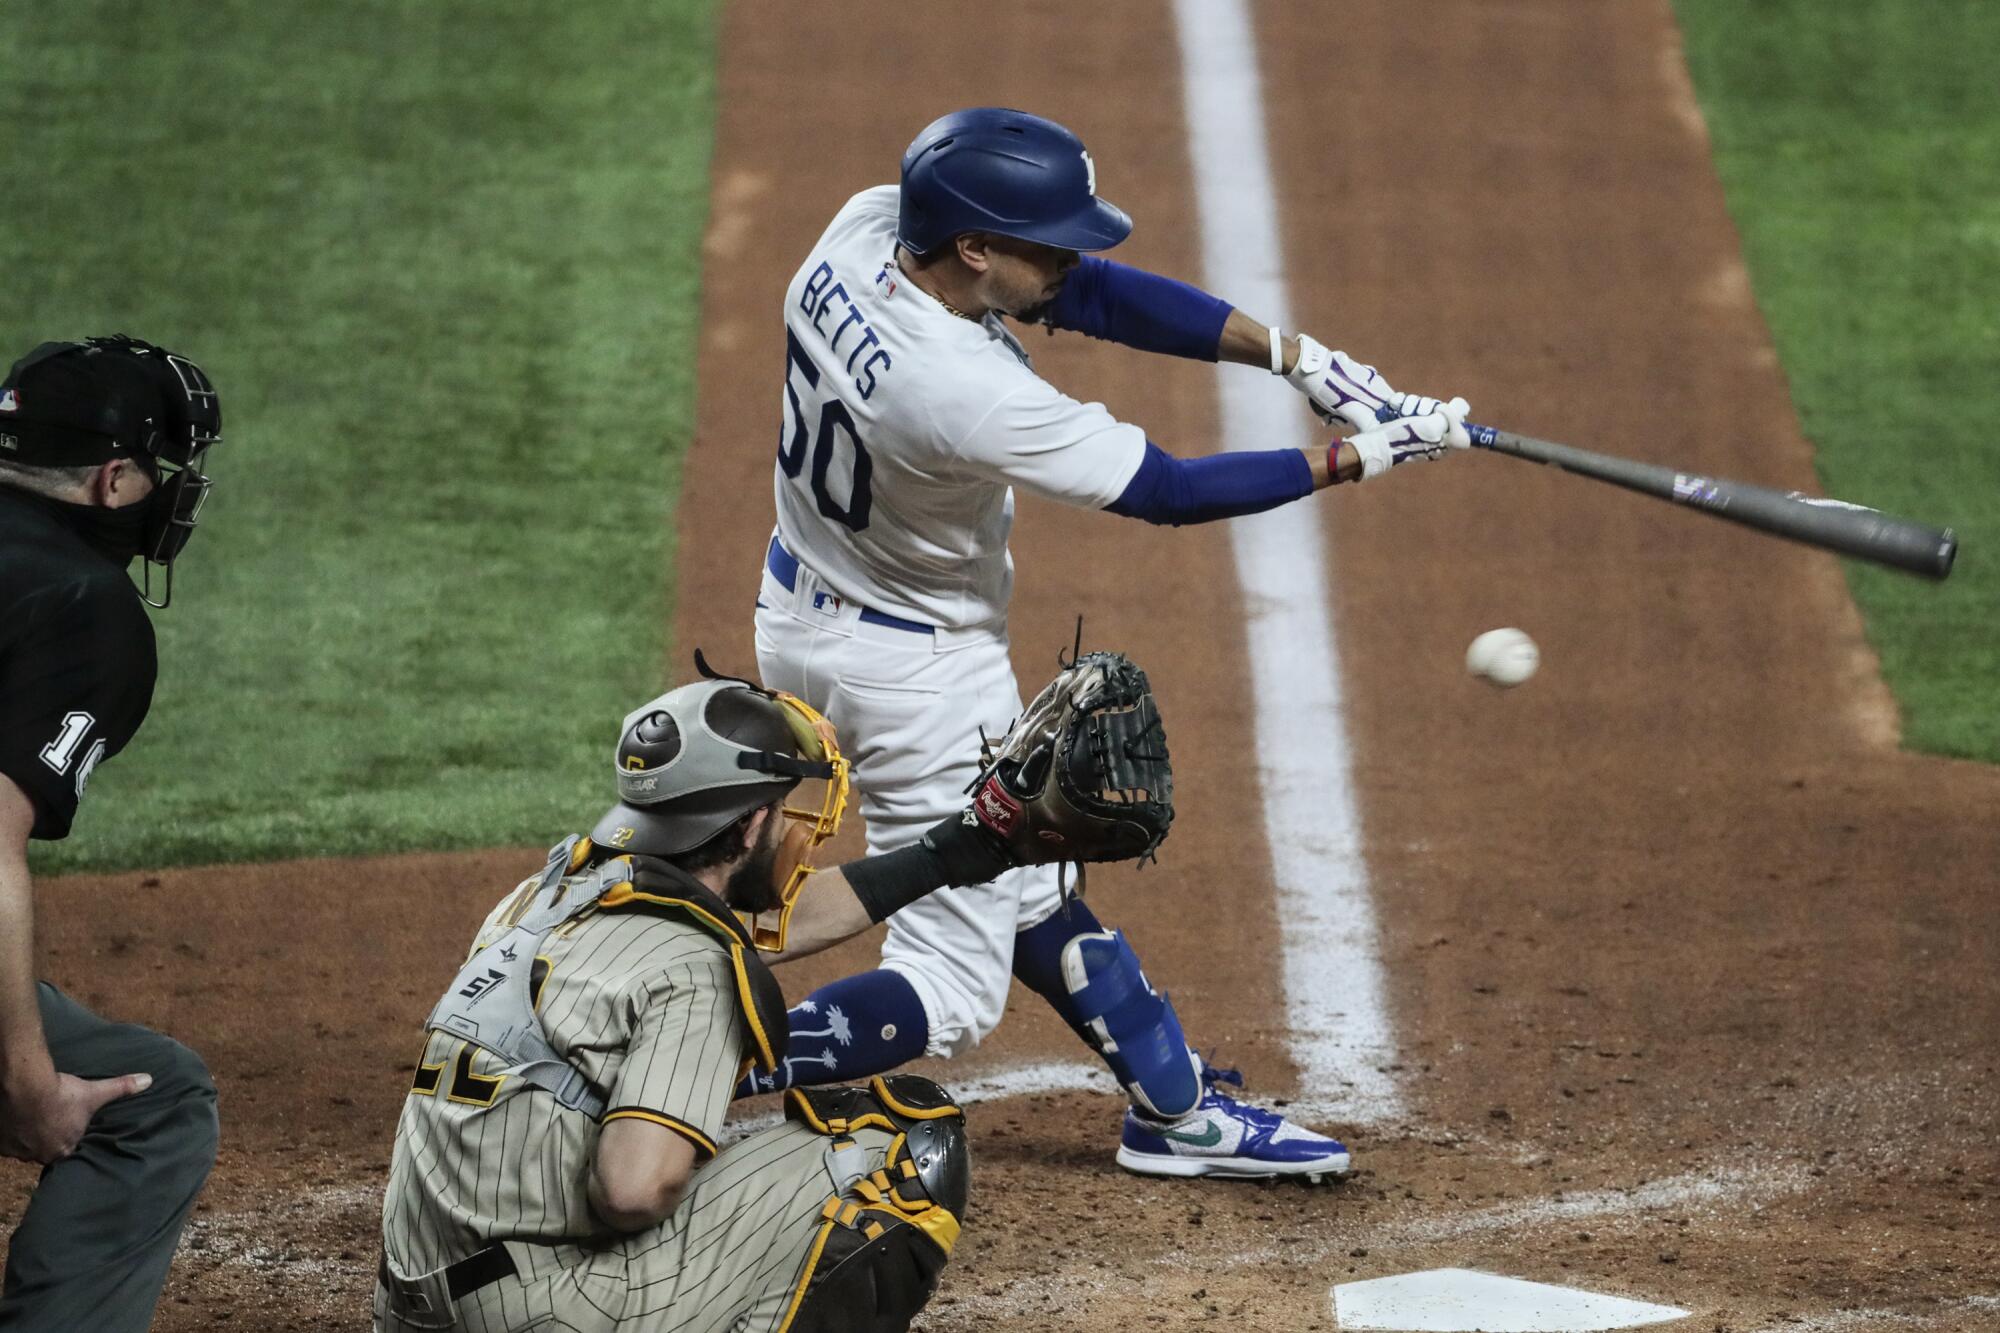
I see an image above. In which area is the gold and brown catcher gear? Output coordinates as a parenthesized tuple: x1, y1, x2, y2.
(588, 653, 848, 951)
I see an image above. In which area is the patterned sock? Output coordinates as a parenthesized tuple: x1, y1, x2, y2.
(734, 968, 929, 1098)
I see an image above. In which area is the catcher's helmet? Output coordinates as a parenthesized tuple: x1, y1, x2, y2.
(592, 671, 850, 951)
(0, 334, 222, 605)
(592, 680, 813, 858)
(897, 108, 1132, 257)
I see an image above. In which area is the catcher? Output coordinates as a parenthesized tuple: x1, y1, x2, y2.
(375, 653, 1166, 1333)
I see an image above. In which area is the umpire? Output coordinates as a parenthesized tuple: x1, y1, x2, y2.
(0, 335, 224, 1329)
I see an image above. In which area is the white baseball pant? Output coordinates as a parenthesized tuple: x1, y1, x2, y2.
(753, 555, 1065, 1058)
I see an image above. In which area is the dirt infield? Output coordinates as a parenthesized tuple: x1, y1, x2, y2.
(8, 1, 1996, 1329)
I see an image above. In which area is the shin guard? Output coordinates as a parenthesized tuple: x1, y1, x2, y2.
(1060, 930, 1200, 1120)
(782, 1076, 967, 1333)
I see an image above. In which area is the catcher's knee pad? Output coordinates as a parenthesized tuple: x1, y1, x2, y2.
(1061, 929, 1200, 1120)
(783, 1075, 968, 1333)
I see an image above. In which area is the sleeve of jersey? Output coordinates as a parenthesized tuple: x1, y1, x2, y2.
(953, 380, 1149, 511)
(0, 578, 156, 841)
(599, 951, 747, 1162)
(1104, 441, 1315, 526)
(1040, 257, 1234, 361)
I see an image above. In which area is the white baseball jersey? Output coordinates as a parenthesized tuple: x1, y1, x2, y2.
(773, 185, 1148, 630)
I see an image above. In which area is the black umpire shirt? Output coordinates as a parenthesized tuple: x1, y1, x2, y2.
(0, 486, 156, 841)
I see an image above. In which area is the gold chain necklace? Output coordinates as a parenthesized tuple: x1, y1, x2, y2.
(890, 258, 979, 323)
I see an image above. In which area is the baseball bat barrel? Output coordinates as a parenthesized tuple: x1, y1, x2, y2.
(1463, 422, 1957, 581)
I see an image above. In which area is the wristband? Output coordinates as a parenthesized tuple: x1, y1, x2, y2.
(841, 810, 1016, 924)
(1269, 326, 1285, 375)
(842, 842, 951, 924)
(923, 809, 1015, 886)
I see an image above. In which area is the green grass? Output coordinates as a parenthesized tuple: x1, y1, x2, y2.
(2, 1, 722, 872)
(1674, 0, 2000, 761)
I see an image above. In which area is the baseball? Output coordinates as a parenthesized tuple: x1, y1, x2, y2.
(1466, 627, 1539, 688)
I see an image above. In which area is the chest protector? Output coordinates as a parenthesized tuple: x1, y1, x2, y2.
(424, 836, 790, 1118)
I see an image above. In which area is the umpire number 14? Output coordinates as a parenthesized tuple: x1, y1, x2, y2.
(780, 330, 873, 532)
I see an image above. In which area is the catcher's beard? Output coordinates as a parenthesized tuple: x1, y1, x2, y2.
(722, 816, 787, 915)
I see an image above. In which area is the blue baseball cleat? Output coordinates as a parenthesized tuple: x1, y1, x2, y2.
(1115, 1066, 1351, 1182)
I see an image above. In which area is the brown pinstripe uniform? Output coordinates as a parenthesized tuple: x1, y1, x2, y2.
(376, 852, 937, 1333)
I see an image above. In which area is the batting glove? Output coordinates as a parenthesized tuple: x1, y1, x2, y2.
(1340, 406, 1469, 482)
(1288, 333, 1471, 442)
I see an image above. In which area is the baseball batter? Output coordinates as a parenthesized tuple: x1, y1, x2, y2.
(377, 658, 1168, 1332)
(747, 107, 1472, 1180)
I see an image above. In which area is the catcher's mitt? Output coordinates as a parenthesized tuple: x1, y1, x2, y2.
(968, 650, 1173, 867)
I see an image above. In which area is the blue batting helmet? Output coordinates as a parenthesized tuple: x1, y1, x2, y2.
(897, 108, 1132, 257)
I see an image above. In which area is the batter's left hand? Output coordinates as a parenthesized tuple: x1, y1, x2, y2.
(1288, 333, 1470, 441)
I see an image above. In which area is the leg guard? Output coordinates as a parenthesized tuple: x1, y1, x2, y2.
(1060, 930, 1201, 1121)
(781, 1075, 968, 1333)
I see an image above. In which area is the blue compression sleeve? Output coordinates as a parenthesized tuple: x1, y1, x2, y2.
(734, 969, 929, 1098)
(1106, 441, 1314, 526)
(1041, 257, 1234, 361)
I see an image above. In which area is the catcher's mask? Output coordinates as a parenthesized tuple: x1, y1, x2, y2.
(0, 334, 221, 608)
(589, 663, 848, 952)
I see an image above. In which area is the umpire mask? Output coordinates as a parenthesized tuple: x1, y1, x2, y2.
(0, 334, 221, 608)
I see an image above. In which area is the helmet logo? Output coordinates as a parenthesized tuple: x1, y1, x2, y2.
(0, 389, 18, 413)
(1080, 150, 1097, 196)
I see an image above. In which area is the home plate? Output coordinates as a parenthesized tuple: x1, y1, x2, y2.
(1333, 1268, 1688, 1331)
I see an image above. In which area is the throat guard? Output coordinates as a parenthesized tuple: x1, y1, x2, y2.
(424, 838, 792, 1119)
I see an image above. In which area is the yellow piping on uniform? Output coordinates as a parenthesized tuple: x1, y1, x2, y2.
(600, 1108, 718, 1161)
(596, 878, 780, 1072)
(775, 1220, 836, 1333)
(728, 951, 779, 1070)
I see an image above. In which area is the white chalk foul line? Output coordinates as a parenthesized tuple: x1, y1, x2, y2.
(1378, 1162, 1813, 1246)
(1171, 0, 1402, 1125)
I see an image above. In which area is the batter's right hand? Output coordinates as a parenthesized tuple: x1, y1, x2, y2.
(0, 1067, 152, 1164)
(1339, 410, 1462, 482)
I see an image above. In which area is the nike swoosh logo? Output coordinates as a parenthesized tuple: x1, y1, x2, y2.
(1159, 1121, 1223, 1148)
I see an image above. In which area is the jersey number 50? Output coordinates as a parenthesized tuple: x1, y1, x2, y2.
(780, 330, 873, 532)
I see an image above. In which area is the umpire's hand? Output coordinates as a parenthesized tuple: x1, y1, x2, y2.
(1, 776, 156, 1164)
(0, 1067, 154, 1165)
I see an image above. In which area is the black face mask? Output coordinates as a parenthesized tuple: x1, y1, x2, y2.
(40, 489, 158, 566)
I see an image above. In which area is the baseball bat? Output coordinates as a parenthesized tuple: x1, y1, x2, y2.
(1461, 422, 1957, 581)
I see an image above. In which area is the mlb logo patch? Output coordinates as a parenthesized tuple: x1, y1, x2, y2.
(0, 388, 18, 413)
(811, 591, 844, 616)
